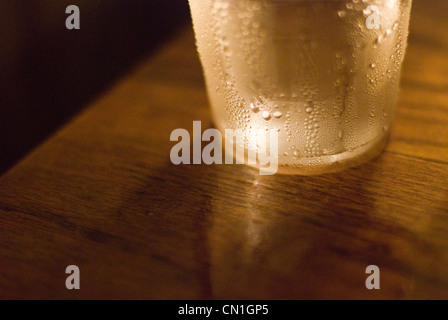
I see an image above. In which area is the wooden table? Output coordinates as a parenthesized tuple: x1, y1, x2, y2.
(1, 1, 447, 300)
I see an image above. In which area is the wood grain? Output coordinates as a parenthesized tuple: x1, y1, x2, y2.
(1, 0, 448, 299)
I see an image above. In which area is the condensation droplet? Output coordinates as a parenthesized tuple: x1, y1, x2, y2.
(262, 111, 271, 120)
(273, 111, 283, 118)
(374, 36, 382, 47)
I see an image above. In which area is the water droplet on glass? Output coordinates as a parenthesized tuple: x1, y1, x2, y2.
(250, 103, 259, 112)
(262, 111, 271, 120)
(374, 36, 382, 46)
(273, 111, 283, 118)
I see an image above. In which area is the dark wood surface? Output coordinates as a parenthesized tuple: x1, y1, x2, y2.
(0, 0, 190, 174)
(1, 0, 448, 299)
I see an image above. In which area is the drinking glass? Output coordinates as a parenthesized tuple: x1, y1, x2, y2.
(188, 0, 413, 174)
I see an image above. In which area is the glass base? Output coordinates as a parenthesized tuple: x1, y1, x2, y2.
(222, 127, 390, 176)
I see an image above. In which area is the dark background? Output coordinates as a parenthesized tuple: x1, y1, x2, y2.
(0, 0, 190, 174)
